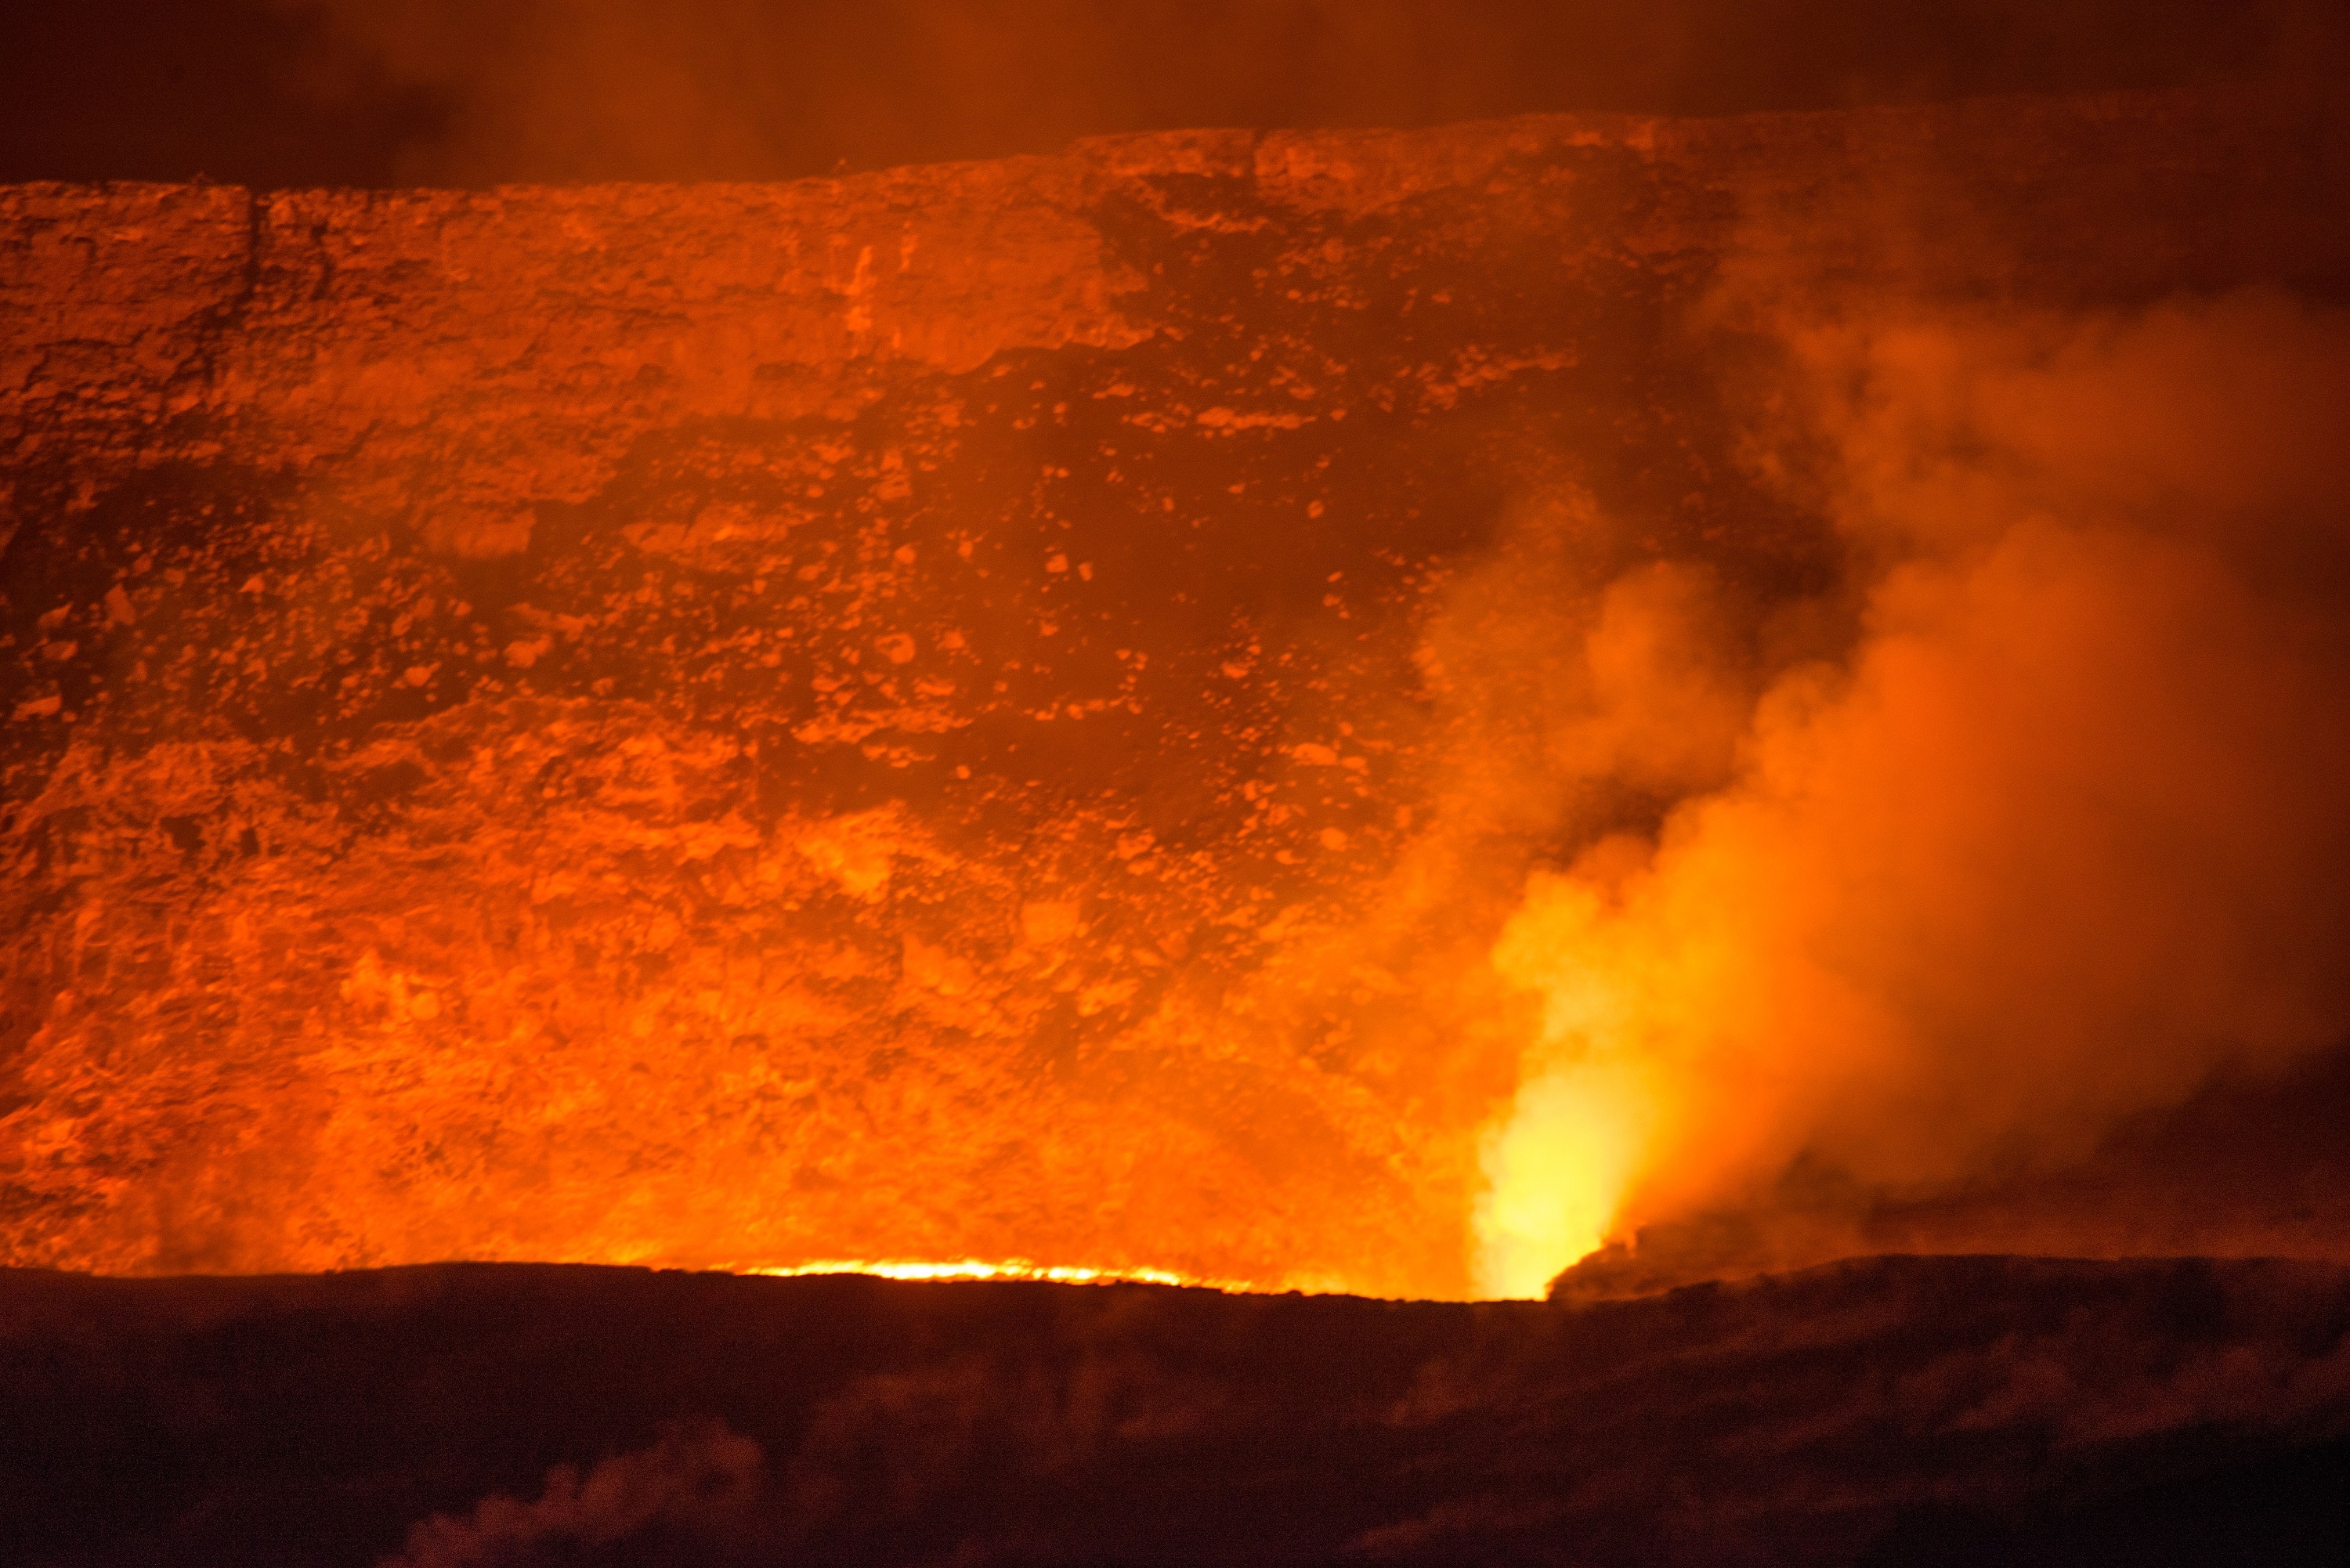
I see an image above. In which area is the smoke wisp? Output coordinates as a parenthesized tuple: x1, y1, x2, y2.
(383, 1420, 765, 1567)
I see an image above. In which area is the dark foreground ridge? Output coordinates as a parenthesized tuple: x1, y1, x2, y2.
(4, 1254, 2348, 1566)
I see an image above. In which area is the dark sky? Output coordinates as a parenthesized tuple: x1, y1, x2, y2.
(0, 0, 2334, 189)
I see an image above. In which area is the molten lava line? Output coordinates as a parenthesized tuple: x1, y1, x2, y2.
(745, 1258, 1271, 1292)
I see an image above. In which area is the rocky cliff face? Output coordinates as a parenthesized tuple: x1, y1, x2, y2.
(2, 89, 2345, 1292)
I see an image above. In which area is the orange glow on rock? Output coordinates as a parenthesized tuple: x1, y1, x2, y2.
(5, 89, 2349, 1301)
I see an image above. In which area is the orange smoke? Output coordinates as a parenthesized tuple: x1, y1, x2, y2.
(1472, 291, 2350, 1295)
(9, 105, 2349, 1303)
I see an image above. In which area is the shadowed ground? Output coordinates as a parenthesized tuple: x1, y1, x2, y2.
(3, 1255, 2348, 1565)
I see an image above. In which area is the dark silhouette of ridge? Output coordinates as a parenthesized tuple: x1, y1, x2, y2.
(3, 1255, 2347, 1565)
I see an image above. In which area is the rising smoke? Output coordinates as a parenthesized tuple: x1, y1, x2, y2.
(1472, 289, 2350, 1296)
(385, 1420, 765, 1567)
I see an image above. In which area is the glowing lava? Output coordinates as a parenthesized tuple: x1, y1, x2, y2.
(747, 1259, 1269, 1292)
(5, 92, 2348, 1302)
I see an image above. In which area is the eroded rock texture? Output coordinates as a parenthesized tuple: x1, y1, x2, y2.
(3, 90, 2345, 1292)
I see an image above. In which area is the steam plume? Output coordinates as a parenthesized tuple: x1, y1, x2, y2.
(1473, 290, 2350, 1296)
(382, 1420, 764, 1567)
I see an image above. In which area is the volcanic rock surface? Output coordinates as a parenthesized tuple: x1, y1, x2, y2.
(4, 88, 2348, 1295)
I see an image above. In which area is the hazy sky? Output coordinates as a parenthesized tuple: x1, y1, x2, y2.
(1, 0, 2333, 187)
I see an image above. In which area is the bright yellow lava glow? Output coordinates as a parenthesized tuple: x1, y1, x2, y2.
(746, 1257, 1271, 1292)
(1472, 1059, 1655, 1299)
